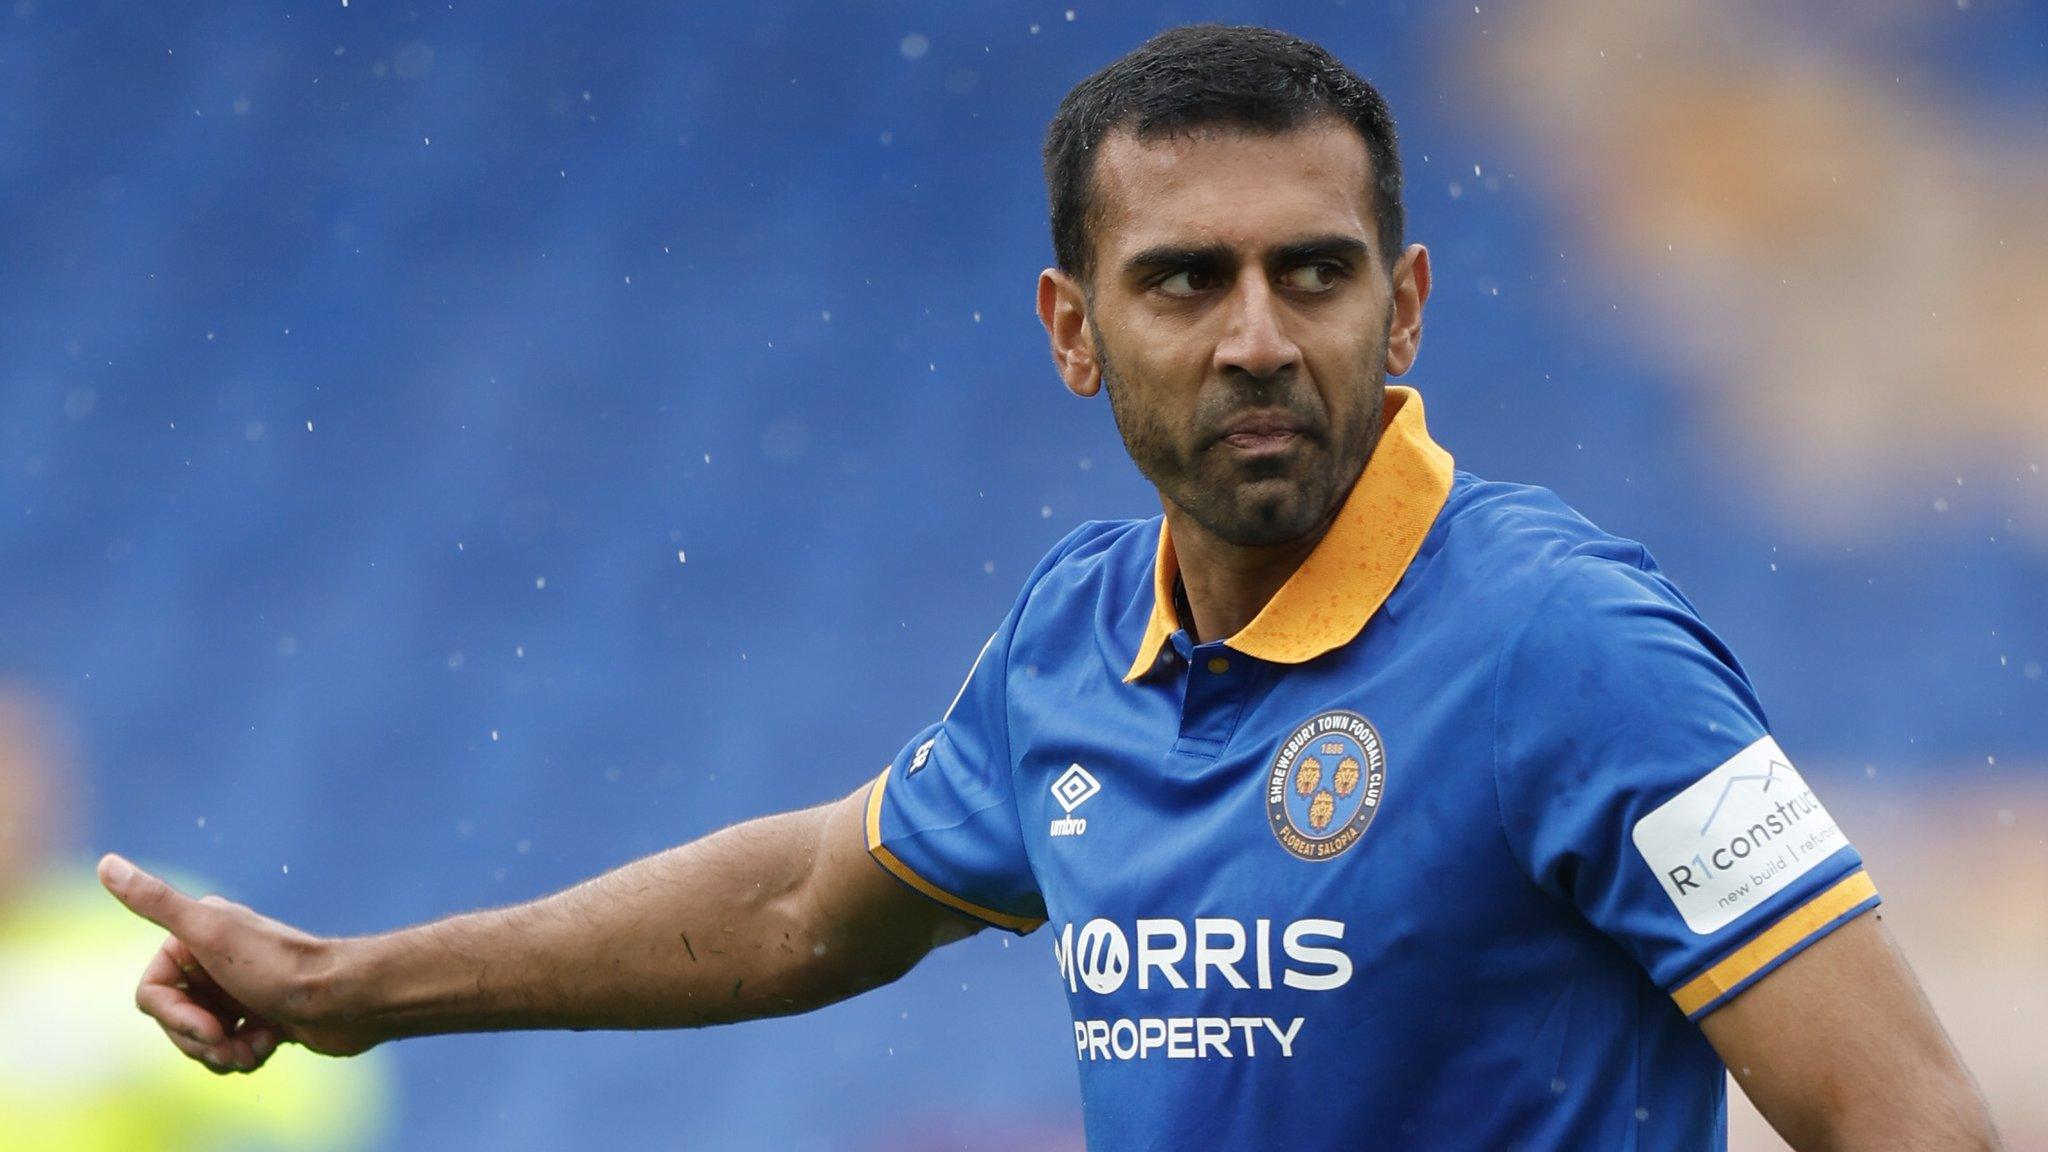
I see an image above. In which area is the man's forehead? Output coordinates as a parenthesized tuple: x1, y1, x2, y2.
(1089, 119, 1377, 261)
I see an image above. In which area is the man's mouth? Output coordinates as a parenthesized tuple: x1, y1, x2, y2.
(1215, 413, 1306, 454)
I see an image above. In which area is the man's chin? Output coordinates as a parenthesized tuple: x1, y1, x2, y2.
(1189, 479, 1333, 548)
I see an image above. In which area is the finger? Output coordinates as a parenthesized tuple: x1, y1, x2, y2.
(147, 932, 246, 1008)
(99, 854, 208, 938)
(162, 936, 200, 984)
(137, 932, 252, 1071)
(162, 1027, 219, 1068)
(164, 935, 216, 984)
(141, 937, 188, 989)
(167, 1021, 259, 1074)
(137, 979, 229, 1046)
(236, 1021, 281, 1068)
(162, 1026, 241, 1074)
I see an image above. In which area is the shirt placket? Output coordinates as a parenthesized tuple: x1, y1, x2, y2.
(1168, 630, 1256, 760)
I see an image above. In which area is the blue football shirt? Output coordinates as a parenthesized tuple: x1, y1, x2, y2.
(865, 386, 1878, 1150)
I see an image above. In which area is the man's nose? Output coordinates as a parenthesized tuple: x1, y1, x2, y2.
(1212, 276, 1301, 381)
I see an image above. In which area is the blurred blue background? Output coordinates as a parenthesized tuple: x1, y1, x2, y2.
(2, 2, 2043, 1149)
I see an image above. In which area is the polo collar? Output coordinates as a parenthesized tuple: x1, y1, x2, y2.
(1122, 385, 1455, 683)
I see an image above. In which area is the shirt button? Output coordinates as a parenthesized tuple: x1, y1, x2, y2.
(1206, 656, 1231, 674)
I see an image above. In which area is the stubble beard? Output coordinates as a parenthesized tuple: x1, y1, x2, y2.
(1095, 329, 1387, 549)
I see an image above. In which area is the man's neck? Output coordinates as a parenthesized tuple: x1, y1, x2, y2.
(1165, 502, 1334, 645)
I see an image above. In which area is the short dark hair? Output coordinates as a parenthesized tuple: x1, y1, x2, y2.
(1043, 24, 1404, 282)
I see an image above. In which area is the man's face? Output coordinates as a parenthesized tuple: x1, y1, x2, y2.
(1043, 120, 1417, 548)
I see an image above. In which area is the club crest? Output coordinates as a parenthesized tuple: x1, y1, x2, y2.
(1266, 710, 1386, 861)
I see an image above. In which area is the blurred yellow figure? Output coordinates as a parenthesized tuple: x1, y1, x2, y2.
(0, 688, 392, 1151)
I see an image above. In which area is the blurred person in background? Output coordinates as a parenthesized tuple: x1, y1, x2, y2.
(0, 685, 391, 1151)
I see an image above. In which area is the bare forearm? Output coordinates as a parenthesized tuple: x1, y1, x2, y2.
(320, 791, 928, 1042)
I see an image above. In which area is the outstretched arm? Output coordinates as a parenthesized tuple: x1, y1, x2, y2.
(101, 782, 976, 1073)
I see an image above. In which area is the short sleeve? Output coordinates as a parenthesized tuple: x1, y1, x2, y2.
(1492, 556, 1880, 1020)
(863, 527, 1108, 935)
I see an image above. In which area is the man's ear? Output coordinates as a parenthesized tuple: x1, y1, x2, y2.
(1384, 244, 1431, 378)
(1037, 268, 1101, 397)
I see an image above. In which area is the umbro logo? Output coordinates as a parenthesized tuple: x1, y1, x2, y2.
(1049, 763, 1100, 838)
(906, 737, 937, 777)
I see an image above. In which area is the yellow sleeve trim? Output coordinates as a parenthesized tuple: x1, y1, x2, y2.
(1672, 870, 1879, 1016)
(863, 767, 1045, 934)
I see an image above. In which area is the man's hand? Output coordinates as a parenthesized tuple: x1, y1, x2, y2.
(99, 854, 374, 1073)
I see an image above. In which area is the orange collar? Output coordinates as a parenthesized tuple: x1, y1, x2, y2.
(1123, 385, 1456, 682)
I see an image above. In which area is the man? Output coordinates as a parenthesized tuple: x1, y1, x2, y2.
(102, 25, 2001, 1151)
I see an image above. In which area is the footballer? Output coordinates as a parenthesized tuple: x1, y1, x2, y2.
(104, 25, 2002, 1151)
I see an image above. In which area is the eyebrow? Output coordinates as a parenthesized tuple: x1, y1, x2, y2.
(1120, 234, 1372, 277)
(1270, 235, 1371, 267)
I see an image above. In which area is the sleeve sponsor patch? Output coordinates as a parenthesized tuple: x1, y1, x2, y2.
(1630, 735, 1848, 934)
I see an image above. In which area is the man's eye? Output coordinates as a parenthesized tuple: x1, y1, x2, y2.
(1280, 262, 1346, 292)
(1156, 269, 1218, 297)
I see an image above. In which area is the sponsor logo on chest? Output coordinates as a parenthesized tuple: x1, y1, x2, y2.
(1052, 915, 1353, 1063)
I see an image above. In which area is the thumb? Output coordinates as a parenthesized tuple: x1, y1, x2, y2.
(98, 853, 202, 936)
